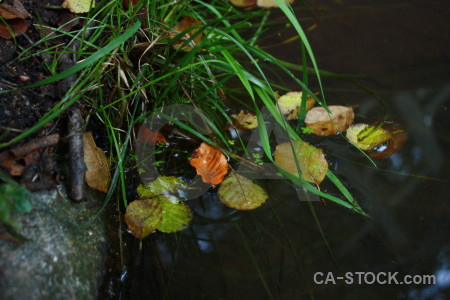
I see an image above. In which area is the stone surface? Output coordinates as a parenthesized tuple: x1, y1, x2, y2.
(0, 185, 108, 300)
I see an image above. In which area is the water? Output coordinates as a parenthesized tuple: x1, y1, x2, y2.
(116, 1, 450, 299)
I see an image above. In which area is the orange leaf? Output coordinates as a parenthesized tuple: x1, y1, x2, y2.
(189, 142, 229, 185)
(137, 126, 167, 145)
(171, 16, 204, 51)
(83, 132, 111, 193)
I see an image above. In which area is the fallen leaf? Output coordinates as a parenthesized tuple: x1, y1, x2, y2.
(368, 125, 407, 159)
(305, 105, 354, 136)
(137, 126, 167, 145)
(0, 5, 28, 39)
(137, 176, 188, 198)
(189, 142, 229, 185)
(231, 110, 258, 130)
(346, 123, 392, 150)
(274, 140, 328, 185)
(257, 0, 295, 8)
(61, 0, 95, 14)
(156, 195, 193, 233)
(278, 91, 315, 120)
(229, 0, 257, 7)
(83, 132, 111, 193)
(218, 173, 268, 210)
(171, 16, 204, 51)
(125, 199, 163, 239)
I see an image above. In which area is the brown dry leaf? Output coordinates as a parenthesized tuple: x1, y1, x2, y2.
(189, 142, 229, 185)
(274, 140, 328, 185)
(125, 199, 163, 240)
(305, 105, 354, 136)
(171, 16, 204, 51)
(83, 132, 111, 193)
(257, 0, 294, 8)
(231, 110, 258, 130)
(137, 126, 167, 145)
(0, 5, 28, 39)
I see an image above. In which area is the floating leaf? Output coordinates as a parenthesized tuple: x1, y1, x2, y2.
(274, 140, 328, 185)
(257, 0, 295, 8)
(305, 105, 354, 135)
(137, 126, 167, 145)
(346, 123, 392, 150)
(218, 173, 268, 210)
(171, 16, 204, 51)
(137, 176, 188, 198)
(278, 91, 315, 120)
(156, 195, 193, 233)
(125, 199, 163, 240)
(83, 132, 111, 193)
(189, 142, 229, 185)
(231, 110, 258, 130)
(61, 0, 95, 13)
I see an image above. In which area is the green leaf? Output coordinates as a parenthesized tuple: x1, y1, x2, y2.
(346, 123, 391, 150)
(137, 176, 188, 199)
(218, 173, 268, 210)
(124, 199, 163, 240)
(156, 196, 193, 233)
(0, 183, 32, 228)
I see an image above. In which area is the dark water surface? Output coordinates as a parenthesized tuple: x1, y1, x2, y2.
(119, 1, 450, 299)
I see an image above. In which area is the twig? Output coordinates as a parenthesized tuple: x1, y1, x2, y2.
(68, 107, 85, 202)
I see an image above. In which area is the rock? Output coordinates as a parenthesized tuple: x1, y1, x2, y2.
(0, 185, 108, 300)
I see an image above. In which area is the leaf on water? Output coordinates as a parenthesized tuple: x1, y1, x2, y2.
(83, 132, 111, 193)
(305, 105, 354, 136)
(189, 142, 229, 185)
(218, 173, 268, 210)
(137, 176, 188, 198)
(61, 0, 95, 13)
(137, 126, 167, 145)
(346, 123, 392, 150)
(171, 16, 204, 51)
(156, 195, 193, 233)
(274, 140, 328, 185)
(278, 91, 315, 120)
(257, 0, 295, 8)
(231, 110, 258, 130)
(125, 199, 163, 240)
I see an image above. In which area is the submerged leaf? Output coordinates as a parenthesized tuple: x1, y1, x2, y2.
(137, 126, 167, 145)
(346, 123, 392, 150)
(125, 199, 163, 240)
(137, 176, 188, 198)
(278, 91, 315, 120)
(83, 132, 111, 193)
(305, 106, 354, 135)
(156, 195, 193, 233)
(231, 110, 258, 130)
(61, 0, 95, 13)
(189, 142, 229, 185)
(218, 173, 268, 210)
(274, 140, 328, 185)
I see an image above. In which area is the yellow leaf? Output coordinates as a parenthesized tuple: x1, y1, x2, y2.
(61, 0, 95, 14)
(231, 110, 258, 130)
(125, 199, 163, 240)
(346, 123, 392, 150)
(274, 140, 328, 185)
(218, 173, 268, 210)
(83, 132, 111, 193)
(305, 105, 354, 136)
(278, 91, 315, 120)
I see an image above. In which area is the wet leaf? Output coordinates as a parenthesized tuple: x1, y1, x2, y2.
(125, 199, 163, 240)
(61, 0, 95, 13)
(137, 176, 188, 198)
(278, 91, 315, 120)
(137, 126, 167, 145)
(83, 132, 111, 193)
(231, 110, 258, 130)
(218, 173, 268, 210)
(156, 195, 193, 233)
(189, 142, 229, 185)
(274, 140, 328, 185)
(171, 16, 204, 51)
(346, 123, 392, 150)
(305, 105, 354, 135)
(257, 0, 295, 8)
(0, 6, 27, 39)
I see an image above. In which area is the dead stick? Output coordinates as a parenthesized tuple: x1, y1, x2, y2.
(10, 134, 60, 157)
(68, 107, 85, 202)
